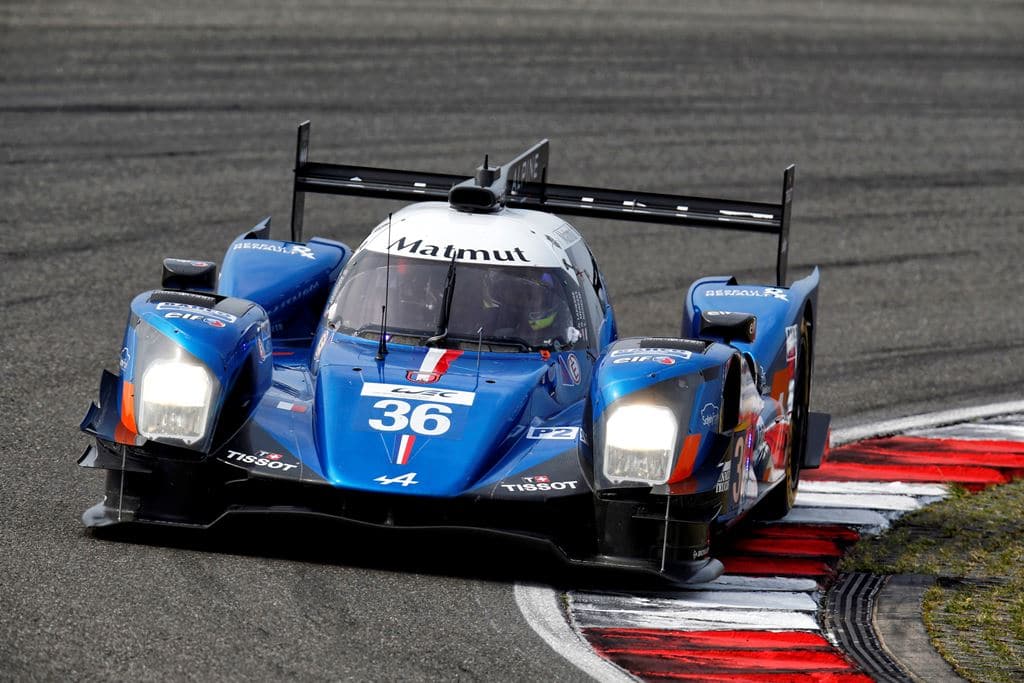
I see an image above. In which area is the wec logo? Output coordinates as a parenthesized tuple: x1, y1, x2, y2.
(360, 383, 475, 407)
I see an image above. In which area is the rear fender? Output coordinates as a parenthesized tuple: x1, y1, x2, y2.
(685, 269, 819, 411)
(683, 269, 819, 349)
(218, 219, 351, 340)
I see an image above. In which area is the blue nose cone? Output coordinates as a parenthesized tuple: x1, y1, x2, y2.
(314, 338, 548, 496)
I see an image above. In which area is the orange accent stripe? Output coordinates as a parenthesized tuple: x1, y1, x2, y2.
(120, 380, 138, 435)
(668, 434, 702, 483)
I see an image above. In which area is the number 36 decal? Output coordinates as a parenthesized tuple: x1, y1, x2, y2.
(368, 400, 452, 436)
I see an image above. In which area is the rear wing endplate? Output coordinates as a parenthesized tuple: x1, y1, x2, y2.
(290, 121, 796, 286)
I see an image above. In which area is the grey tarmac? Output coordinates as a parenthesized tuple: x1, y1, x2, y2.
(2, 1, 1022, 680)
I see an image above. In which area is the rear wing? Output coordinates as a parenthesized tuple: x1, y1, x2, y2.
(290, 121, 796, 286)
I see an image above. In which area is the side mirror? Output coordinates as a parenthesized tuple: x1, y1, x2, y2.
(699, 310, 756, 343)
(161, 258, 218, 292)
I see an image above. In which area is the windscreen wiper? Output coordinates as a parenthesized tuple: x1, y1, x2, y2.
(422, 255, 457, 347)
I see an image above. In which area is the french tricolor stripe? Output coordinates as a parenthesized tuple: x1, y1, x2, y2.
(276, 401, 308, 413)
(410, 348, 463, 383)
(395, 434, 415, 465)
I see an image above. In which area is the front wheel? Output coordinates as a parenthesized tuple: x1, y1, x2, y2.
(756, 318, 811, 520)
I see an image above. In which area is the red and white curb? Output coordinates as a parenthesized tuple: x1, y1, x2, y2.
(516, 400, 1024, 682)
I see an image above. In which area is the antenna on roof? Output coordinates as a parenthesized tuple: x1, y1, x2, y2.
(475, 154, 499, 187)
(375, 213, 393, 362)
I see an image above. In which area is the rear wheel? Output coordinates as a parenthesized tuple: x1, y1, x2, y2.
(756, 318, 810, 520)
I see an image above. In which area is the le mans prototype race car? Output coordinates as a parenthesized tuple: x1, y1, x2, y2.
(80, 122, 830, 583)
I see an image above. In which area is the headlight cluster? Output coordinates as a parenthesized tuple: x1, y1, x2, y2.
(602, 404, 678, 485)
(132, 321, 220, 449)
(137, 356, 214, 444)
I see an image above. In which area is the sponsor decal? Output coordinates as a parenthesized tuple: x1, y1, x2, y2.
(506, 149, 544, 196)
(256, 319, 272, 361)
(610, 348, 692, 360)
(500, 480, 579, 492)
(554, 225, 578, 246)
(266, 281, 321, 317)
(374, 472, 419, 487)
(119, 346, 130, 371)
(163, 311, 229, 327)
(275, 401, 308, 413)
(785, 324, 799, 363)
(567, 354, 582, 384)
(224, 449, 298, 471)
(526, 426, 580, 440)
(701, 402, 719, 428)
(407, 370, 440, 384)
(232, 242, 315, 260)
(704, 287, 788, 302)
(714, 462, 730, 494)
(360, 383, 475, 407)
(612, 354, 677, 365)
(388, 236, 528, 263)
(558, 354, 582, 386)
(153, 291, 217, 307)
(692, 546, 710, 560)
(155, 302, 237, 324)
(570, 290, 587, 332)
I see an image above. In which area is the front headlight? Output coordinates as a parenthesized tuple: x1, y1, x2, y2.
(602, 404, 678, 485)
(137, 355, 214, 444)
(131, 320, 220, 449)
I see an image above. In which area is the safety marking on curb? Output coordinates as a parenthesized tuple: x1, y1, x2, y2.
(555, 412, 1024, 681)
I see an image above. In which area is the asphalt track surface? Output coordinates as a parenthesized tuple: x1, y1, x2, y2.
(2, 1, 1022, 680)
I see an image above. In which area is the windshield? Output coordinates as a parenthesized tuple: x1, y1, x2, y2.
(328, 251, 585, 351)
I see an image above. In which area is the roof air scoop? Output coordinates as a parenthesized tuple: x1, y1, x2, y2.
(447, 142, 550, 214)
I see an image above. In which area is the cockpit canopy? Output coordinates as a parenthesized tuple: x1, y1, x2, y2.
(327, 251, 585, 351)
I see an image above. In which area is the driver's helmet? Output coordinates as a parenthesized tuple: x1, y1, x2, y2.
(483, 270, 561, 332)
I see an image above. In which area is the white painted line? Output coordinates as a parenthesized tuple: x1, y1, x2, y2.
(799, 481, 949, 497)
(691, 575, 820, 593)
(570, 605, 820, 631)
(572, 590, 818, 613)
(794, 491, 921, 512)
(513, 583, 635, 683)
(907, 423, 1024, 441)
(778, 506, 891, 530)
(832, 401, 1024, 445)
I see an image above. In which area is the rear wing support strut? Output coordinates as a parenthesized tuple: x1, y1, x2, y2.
(290, 122, 796, 286)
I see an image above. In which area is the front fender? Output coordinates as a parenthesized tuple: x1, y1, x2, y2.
(590, 337, 739, 496)
(89, 290, 273, 454)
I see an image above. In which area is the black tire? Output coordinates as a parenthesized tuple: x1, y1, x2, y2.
(756, 318, 811, 520)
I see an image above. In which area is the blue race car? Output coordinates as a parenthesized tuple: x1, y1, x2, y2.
(79, 122, 829, 583)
